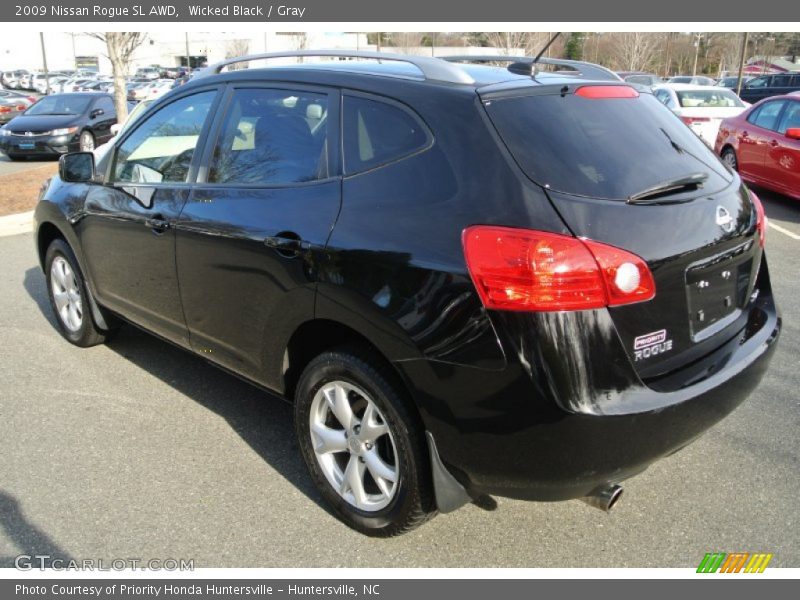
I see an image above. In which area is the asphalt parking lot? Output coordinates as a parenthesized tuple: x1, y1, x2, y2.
(0, 191, 798, 568)
(0, 154, 55, 176)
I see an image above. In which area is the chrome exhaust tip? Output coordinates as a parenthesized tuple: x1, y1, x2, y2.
(581, 483, 623, 512)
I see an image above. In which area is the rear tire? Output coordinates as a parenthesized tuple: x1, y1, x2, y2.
(721, 147, 738, 171)
(294, 348, 436, 537)
(44, 239, 113, 347)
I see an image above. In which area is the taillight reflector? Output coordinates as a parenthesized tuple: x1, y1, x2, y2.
(463, 226, 655, 312)
(751, 191, 766, 248)
(575, 85, 639, 99)
(680, 116, 711, 124)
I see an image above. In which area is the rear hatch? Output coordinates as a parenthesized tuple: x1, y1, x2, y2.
(481, 82, 763, 381)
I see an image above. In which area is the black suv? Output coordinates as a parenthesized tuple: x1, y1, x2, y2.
(739, 72, 800, 103)
(34, 51, 780, 536)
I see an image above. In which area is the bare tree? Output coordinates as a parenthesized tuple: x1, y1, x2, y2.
(225, 39, 250, 70)
(389, 32, 426, 54)
(609, 32, 663, 72)
(87, 32, 146, 123)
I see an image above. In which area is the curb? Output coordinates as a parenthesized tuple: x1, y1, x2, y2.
(0, 210, 34, 238)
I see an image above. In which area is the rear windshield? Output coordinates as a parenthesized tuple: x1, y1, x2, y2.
(676, 89, 744, 108)
(484, 89, 732, 200)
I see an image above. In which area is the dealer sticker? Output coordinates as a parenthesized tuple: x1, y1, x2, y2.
(633, 329, 673, 361)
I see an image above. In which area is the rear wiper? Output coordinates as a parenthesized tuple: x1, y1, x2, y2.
(627, 172, 708, 204)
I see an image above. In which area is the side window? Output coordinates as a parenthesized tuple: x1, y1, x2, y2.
(654, 90, 671, 106)
(747, 76, 769, 88)
(112, 91, 215, 184)
(772, 74, 792, 88)
(749, 101, 786, 131)
(777, 102, 800, 134)
(94, 96, 114, 115)
(343, 95, 431, 175)
(209, 88, 329, 185)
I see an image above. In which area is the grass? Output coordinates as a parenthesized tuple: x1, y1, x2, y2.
(0, 161, 58, 216)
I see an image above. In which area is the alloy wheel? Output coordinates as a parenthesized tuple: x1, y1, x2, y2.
(50, 255, 83, 332)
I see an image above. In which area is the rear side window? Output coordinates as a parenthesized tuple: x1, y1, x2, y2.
(209, 88, 329, 185)
(748, 101, 786, 131)
(484, 89, 731, 200)
(343, 95, 430, 175)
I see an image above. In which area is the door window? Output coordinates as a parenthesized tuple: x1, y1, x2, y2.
(208, 88, 329, 185)
(746, 76, 769, 88)
(112, 91, 216, 184)
(747, 101, 786, 131)
(777, 101, 800, 134)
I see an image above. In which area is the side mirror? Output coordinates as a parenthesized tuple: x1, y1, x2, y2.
(786, 128, 800, 141)
(90, 108, 104, 119)
(59, 152, 95, 183)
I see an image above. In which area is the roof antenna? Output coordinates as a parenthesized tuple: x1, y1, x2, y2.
(531, 32, 562, 79)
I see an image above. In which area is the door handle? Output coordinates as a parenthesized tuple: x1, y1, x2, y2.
(145, 215, 170, 233)
(769, 139, 779, 147)
(264, 234, 311, 256)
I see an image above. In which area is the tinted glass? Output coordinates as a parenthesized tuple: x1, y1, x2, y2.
(747, 77, 769, 88)
(209, 88, 329, 185)
(485, 90, 732, 200)
(749, 101, 786, 131)
(676, 89, 744, 108)
(95, 96, 115, 114)
(626, 75, 653, 85)
(25, 95, 92, 116)
(343, 96, 429, 174)
(112, 91, 215, 184)
(772, 74, 792, 87)
(777, 101, 800, 133)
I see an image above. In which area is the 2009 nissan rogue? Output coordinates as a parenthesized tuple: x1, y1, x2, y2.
(33, 51, 780, 536)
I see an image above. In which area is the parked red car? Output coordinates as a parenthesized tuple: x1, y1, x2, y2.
(715, 94, 800, 200)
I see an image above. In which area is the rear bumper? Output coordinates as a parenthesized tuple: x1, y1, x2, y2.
(398, 261, 780, 502)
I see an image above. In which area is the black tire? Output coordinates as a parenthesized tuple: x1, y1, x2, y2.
(5, 153, 21, 161)
(294, 348, 436, 537)
(44, 239, 113, 347)
(721, 147, 738, 171)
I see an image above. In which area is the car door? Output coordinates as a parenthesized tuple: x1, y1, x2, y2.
(763, 99, 800, 196)
(738, 99, 786, 183)
(75, 87, 221, 347)
(740, 75, 771, 104)
(87, 95, 117, 144)
(175, 84, 341, 387)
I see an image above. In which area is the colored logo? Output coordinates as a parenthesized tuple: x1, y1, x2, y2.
(697, 552, 773, 573)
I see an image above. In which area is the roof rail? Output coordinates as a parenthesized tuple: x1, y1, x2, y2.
(196, 50, 476, 85)
(442, 55, 621, 82)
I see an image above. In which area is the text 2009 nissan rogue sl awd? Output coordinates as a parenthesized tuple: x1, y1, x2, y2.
(33, 51, 780, 536)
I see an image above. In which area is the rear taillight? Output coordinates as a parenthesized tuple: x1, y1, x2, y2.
(0, 107, 9, 114)
(462, 226, 655, 312)
(751, 191, 766, 248)
(680, 116, 711, 125)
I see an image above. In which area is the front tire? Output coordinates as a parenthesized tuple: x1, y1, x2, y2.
(721, 147, 738, 171)
(78, 130, 95, 152)
(44, 239, 110, 347)
(294, 349, 435, 536)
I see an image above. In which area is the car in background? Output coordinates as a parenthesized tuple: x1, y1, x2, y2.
(717, 75, 752, 89)
(653, 83, 749, 146)
(738, 72, 800, 104)
(76, 80, 114, 93)
(668, 75, 717, 86)
(58, 77, 97, 94)
(134, 66, 161, 80)
(0, 96, 29, 125)
(11, 69, 30, 89)
(2, 71, 20, 89)
(0, 92, 117, 158)
(93, 98, 154, 162)
(0, 88, 37, 106)
(716, 94, 800, 201)
(617, 71, 663, 87)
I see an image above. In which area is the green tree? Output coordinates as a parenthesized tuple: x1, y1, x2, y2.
(565, 32, 584, 60)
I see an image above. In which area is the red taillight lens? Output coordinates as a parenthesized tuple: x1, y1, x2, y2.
(751, 191, 766, 248)
(462, 226, 655, 312)
(680, 116, 711, 125)
(0, 107, 9, 114)
(575, 85, 639, 99)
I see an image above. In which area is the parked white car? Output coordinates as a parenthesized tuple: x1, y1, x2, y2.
(653, 83, 749, 146)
